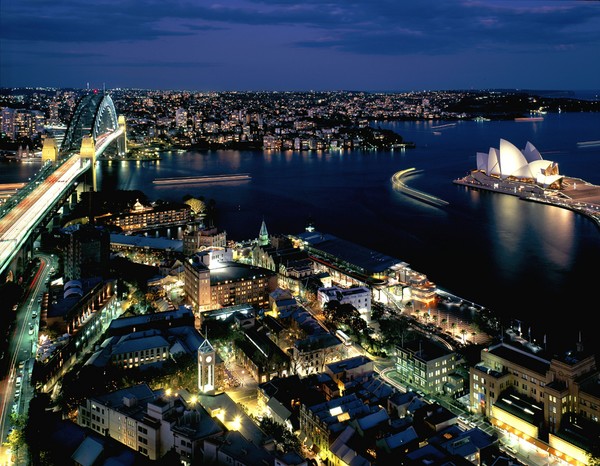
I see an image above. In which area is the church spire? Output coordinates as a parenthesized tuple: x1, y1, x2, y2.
(258, 218, 269, 246)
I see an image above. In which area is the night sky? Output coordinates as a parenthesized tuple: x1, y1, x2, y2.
(1, 0, 599, 92)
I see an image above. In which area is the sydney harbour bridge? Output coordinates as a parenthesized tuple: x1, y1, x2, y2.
(0, 91, 128, 281)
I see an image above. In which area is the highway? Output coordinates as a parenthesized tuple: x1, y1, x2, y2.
(0, 128, 124, 277)
(0, 155, 90, 277)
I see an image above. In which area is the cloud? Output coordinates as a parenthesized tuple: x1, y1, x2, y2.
(1, 0, 599, 90)
(1, 0, 598, 56)
(291, 0, 600, 55)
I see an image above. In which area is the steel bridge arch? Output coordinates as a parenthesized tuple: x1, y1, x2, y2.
(60, 92, 119, 154)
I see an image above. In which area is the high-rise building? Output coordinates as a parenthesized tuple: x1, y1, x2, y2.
(63, 224, 110, 281)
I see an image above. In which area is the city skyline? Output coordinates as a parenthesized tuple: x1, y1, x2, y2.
(1, 0, 600, 92)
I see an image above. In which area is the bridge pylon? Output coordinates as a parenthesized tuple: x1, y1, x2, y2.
(41, 136, 58, 164)
(118, 115, 127, 156)
(80, 135, 97, 191)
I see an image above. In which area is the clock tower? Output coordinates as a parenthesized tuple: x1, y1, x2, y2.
(198, 338, 215, 393)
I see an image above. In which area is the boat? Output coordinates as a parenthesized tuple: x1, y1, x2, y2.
(577, 140, 600, 148)
(514, 116, 544, 122)
(153, 173, 251, 185)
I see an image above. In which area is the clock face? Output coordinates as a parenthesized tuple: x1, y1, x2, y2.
(205, 356, 212, 363)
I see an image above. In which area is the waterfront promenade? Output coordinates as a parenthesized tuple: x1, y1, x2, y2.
(454, 172, 600, 229)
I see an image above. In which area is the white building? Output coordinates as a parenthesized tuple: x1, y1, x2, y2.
(317, 285, 372, 323)
(77, 384, 223, 462)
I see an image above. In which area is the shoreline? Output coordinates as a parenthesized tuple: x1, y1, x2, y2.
(454, 172, 600, 229)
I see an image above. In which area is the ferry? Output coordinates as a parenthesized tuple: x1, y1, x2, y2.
(153, 173, 251, 185)
(577, 140, 600, 148)
(514, 116, 544, 122)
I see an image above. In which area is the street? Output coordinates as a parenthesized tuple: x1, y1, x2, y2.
(0, 256, 53, 466)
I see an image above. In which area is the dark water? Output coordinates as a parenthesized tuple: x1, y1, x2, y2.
(4, 113, 600, 355)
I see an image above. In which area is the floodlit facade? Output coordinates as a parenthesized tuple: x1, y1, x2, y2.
(470, 342, 600, 465)
(476, 139, 562, 187)
(396, 338, 459, 395)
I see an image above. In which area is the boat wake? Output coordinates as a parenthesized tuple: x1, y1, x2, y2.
(391, 168, 449, 207)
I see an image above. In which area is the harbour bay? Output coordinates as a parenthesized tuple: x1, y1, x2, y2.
(4, 112, 600, 356)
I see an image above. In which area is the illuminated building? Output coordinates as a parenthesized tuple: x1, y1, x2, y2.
(183, 226, 227, 255)
(317, 285, 372, 323)
(198, 338, 216, 393)
(469, 342, 599, 464)
(184, 253, 277, 315)
(36, 277, 118, 393)
(475, 139, 562, 187)
(77, 384, 223, 462)
(396, 338, 460, 395)
(96, 199, 192, 232)
(299, 393, 372, 461)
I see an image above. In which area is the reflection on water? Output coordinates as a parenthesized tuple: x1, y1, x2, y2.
(4, 113, 600, 355)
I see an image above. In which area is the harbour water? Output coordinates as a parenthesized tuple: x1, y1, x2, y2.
(3, 112, 600, 356)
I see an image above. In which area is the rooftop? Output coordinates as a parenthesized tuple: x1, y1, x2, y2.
(294, 230, 401, 274)
(110, 233, 183, 252)
(487, 343, 550, 376)
(204, 261, 276, 284)
(326, 355, 373, 375)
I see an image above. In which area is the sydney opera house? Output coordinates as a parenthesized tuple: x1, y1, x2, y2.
(475, 139, 563, 188)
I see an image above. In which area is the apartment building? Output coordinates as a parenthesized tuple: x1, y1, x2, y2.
(77, 384, 223, 462)
(396, 338, 459, 395)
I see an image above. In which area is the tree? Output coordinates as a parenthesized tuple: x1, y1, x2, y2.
(255, 416, 301, 454)
(4, 413, 27, 462)
(378, 317, 411, 349)
(184, 197, 206, 215)
(587, 452, 600, 466)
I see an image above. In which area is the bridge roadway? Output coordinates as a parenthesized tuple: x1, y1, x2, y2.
(0, 155, 90, 277)
(0, 129, 123, 278)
